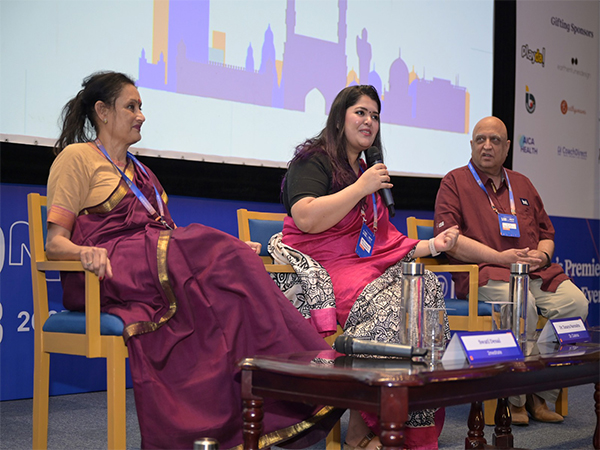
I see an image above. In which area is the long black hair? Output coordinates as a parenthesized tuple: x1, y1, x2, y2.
(54, 71, 136, 154)
(288, 85, 383, 192)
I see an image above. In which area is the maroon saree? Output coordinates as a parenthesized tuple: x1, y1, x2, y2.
(59, 162, 335, 449)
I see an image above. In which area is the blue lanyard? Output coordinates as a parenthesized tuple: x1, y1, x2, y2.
(468, 161, 517, 216)
(358, 166, 378, 232)
(95, 139, 172, 230)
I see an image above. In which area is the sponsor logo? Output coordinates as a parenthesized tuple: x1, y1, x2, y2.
(557, 56, 591, 79)
(520, 198, 529, 206)
(436, 275, 449, 298)
(521, 44, 545, 67)
(557, 145, 588, 160)
(560, 99, 586, 115)
(550, 17, 595, 38)
(518, 135, 538, 155)
(525, 85, 536, 113)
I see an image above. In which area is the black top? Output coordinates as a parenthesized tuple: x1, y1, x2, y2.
(283, 152, 334, 215)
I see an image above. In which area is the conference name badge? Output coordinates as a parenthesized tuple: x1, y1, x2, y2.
(498, 214, 520, 237)
(441, 330, 524, 367)
(356, 223, 375, 258)
(537, 317, 590, 345)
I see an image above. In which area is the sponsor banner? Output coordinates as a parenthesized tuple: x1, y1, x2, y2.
(551, 215, 600, 330)
(514, 0, 599, 219)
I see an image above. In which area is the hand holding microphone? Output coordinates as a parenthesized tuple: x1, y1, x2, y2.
(364, 146, 395, 217)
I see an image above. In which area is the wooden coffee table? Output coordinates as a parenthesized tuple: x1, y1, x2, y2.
(240, 340, 600, 449)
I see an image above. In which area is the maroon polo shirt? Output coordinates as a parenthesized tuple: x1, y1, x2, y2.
(434, 160, 568, 299)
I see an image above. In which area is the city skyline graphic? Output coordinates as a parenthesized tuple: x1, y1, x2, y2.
(138, 0, 470, 133)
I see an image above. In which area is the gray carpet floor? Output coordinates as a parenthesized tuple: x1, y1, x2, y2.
(0, 384, 596, 449)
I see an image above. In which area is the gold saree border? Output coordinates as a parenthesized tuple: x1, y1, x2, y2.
(228, 405, 336, 450)
(123, 229, 177, 342)
(80, 161, 169, 216)
(81, 162, 136, 215)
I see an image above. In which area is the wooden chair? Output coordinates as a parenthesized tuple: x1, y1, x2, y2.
(28, 193, 129, 450)
(236, 209, 294, 273)
(407, 216, 568, 421)
(237, 208, 342, 450)
(406, 216, 492, 332)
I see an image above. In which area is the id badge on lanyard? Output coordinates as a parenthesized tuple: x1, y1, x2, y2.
(498, 214, 520, 237)
(356, 222, 375, 257)
(355, 193, 377, 258)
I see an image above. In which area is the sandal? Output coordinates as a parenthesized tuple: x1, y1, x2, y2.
(343, 431, 382, 450)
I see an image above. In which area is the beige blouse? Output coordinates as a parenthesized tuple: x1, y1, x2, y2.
(47, 142, 130, 232)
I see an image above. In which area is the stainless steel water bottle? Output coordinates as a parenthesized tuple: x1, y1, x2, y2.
(402, 261, 425, 348)
(509, 263, 529, 345)
(194, 438, 219, 450)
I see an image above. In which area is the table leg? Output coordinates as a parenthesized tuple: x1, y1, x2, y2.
(492, 397, 513, 449)
(594, 382, 599, 450)
(241, 370, 263, 450)
(379, 386, 407, 449)
(465, 401, 487, 449)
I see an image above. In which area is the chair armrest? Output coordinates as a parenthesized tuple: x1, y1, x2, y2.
(37, 260, 103, 357)
(264, 264, 295, 273)
(425, 263, 481, 331)
(37, 260, 85, 271)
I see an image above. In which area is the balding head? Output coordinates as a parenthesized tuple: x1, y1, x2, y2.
(470, 116, 511, 179)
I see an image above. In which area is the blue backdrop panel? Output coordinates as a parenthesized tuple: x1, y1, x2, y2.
(550, 216, 600, 329)
(1, 183, 598, 401)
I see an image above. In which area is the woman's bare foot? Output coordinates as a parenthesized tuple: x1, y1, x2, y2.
(344, 410, 382, 449)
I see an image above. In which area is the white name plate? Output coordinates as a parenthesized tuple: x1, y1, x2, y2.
(442, 330, 524, 367)
(537, 317, 589, 345)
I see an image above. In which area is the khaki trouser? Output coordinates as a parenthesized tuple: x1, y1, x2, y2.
(478, 278, 589, 406)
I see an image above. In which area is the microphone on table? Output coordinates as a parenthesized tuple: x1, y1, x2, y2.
(364, 146, 395, 217)
(334, 335, 428, 358)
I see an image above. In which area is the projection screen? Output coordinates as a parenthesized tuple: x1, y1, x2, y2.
(0, 0, 494, 177)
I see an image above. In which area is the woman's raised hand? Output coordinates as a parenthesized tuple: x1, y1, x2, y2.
(80, 246, 113, 280)
(433, 225, 459, 253)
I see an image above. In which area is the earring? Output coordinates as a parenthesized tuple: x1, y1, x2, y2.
(103, 118, 107, 124)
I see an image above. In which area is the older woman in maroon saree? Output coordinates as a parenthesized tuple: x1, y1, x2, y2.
(46, 71, 338, 449)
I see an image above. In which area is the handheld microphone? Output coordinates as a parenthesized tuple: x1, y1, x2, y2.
(364, 146, 395, 217)
(334, 335, 427, 358)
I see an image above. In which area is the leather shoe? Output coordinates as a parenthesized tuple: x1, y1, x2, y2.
(509, 403, 529, 426)
(525, 394, 564, 423)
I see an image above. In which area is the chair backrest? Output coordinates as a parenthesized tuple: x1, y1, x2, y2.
(237, 209, 287, 263)
(28, 193, 51, 333)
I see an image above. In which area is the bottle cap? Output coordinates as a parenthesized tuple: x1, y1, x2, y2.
(510, 263, 530, 275)
(402, 261, 424, 276)
(194, 438, 219, 450)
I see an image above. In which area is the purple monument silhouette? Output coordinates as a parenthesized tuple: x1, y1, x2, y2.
(138, 0, 469, 133)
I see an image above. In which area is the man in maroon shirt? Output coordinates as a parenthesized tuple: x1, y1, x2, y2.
(434, 116, 588, 425)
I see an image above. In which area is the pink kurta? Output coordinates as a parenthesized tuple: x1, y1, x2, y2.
(282, 191, 418, 327)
